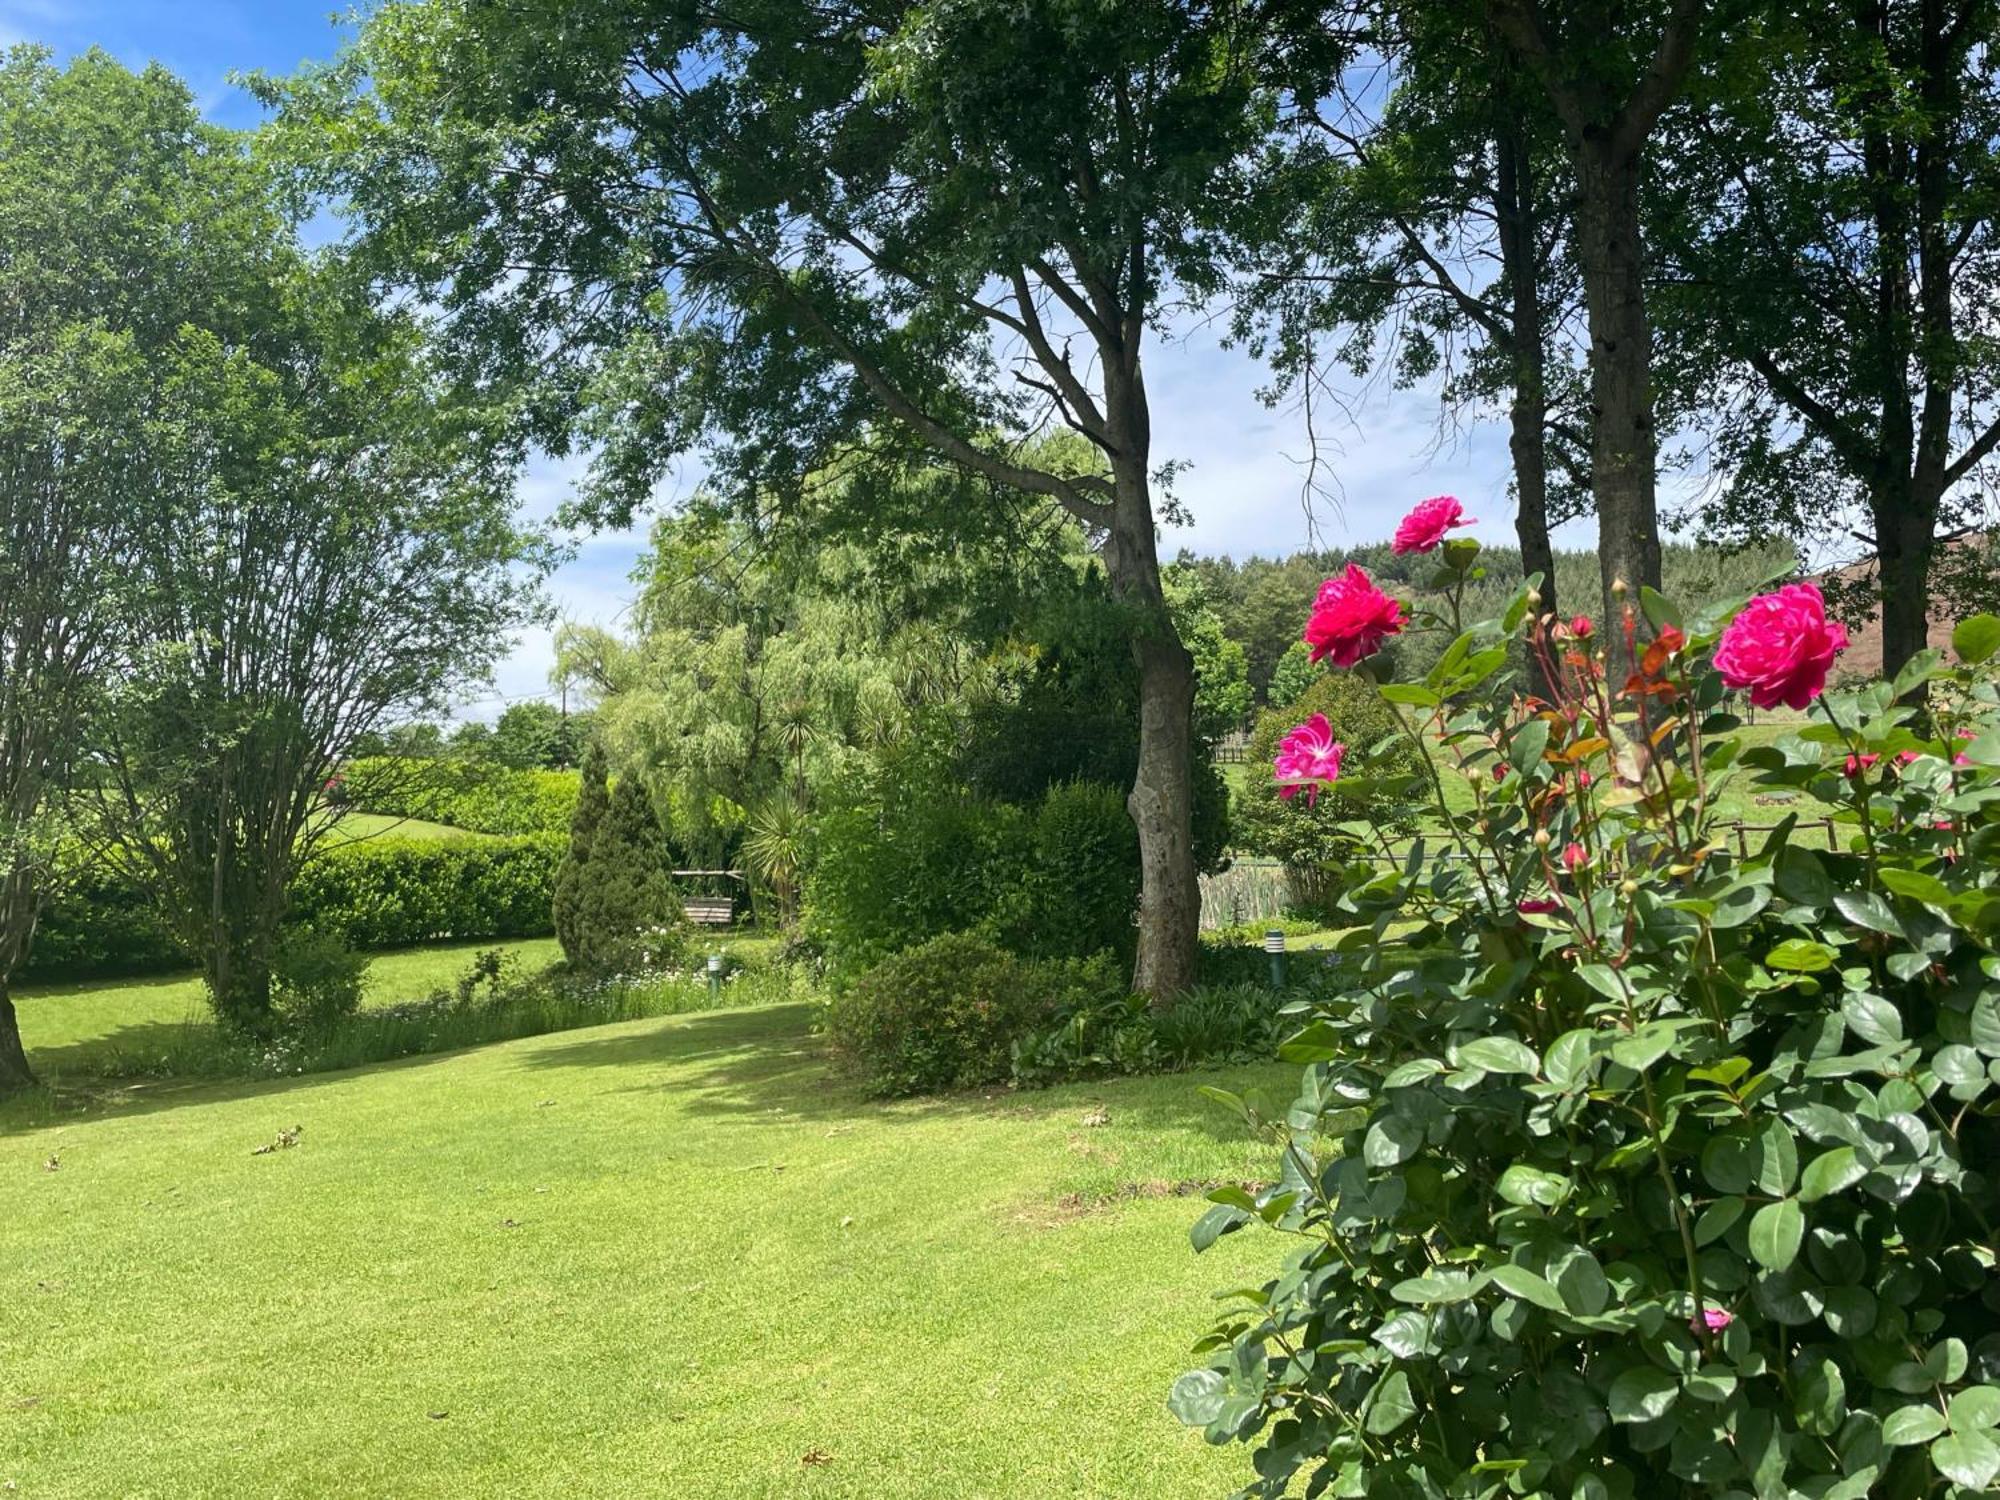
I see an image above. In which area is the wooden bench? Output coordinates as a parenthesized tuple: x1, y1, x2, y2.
(682, 896, 736, 927)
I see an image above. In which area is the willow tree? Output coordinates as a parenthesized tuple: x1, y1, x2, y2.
(260, 0, 1280, 996)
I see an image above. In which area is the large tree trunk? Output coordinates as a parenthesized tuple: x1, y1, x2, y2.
(1104, 442, 1200, 1002)
(1496, 129, 1559, 694)
(0, 983, 33, 1092)
(1573, 148, 1663, 631)
(1875, 476, 1941, 682)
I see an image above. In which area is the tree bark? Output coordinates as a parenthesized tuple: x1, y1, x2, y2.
(0, 983, 34, 1092)
(1573, 148, 1663, 629)
(1875, 477, 1942, 681)
(1495, 129, 1560, 693)
(1105, 451, 1201, 1002)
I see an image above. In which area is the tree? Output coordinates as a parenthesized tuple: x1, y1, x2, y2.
(0, 48, 279, 1084)
(1487, 0, 1715, 624)
(1241, 2, 1592, 686)
(553, 739, 610, 967)
(1658, 0, 2000, 676)
(261, 0, 1282, 997)
(85, 257, 540, 1034)
(558, 771, 683, 975)
(489, 701, 564, 770)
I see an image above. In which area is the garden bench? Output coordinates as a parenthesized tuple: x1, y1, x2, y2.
(681, 896, 736, 927)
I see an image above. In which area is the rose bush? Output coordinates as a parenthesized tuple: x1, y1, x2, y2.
(1173, 510, 2000, 1498)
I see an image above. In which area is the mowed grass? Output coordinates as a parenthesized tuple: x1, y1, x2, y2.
(1, 1002, 1292, 1499)
(323, 810, 484, 843)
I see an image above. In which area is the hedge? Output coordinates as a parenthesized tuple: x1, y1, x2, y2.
(24, 834, 563, 982)
(335, 757, 579, 836)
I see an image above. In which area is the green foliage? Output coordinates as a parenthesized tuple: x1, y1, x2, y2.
(557, 772, 685, 975)
(553, 740, 611, 968)
(1177, 578, 2000, 1496)
(1012, 980, 1291, 1088)
(340, 756, 579, 836)
(1232, 671, 1421, 908)
(286, 835, 563, 951)
(991, 781, 1142, 965)
(806, 744, 1032, 976)
(27, 835, 564, 981)
(824, 932, 1056, 1097)
(270, 928, 368, 1036)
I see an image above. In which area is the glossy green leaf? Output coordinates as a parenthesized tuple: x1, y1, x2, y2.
(1364, 1370, 1418, 1435)
(1767, 939, 1836, 974)
(1457, 1036, 1540, 1076)
(1882, 1405, 1948, 1445)
(1798, 1146, 1865, 1202)
(1952, 613, 2000, 665)
(1607, 1367, 1679, 1424)
(1489, 1264, 1566, 1313)
(1931, 1430, 2000, 1489)
(1749, 1199, 1805, 1270)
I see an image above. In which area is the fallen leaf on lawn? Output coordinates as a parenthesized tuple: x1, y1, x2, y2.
(536, 1100, 556, 1108)
(800, 1449, 834, 1467)
(41, 1155, 58, 1172)
(499, 1218, 521, 1229)
(1080, 1105, 1110, 1127)
(427, 1411, 449, 1420)
(839, 1216, 854, 1228)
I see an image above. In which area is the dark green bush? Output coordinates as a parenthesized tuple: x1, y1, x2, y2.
(23, 869, 188, 977)
(989, 780, 1141, 963)
(807, 751, 1031, 975)
(1011, 978, 1290, 1087)
(270, 927, 368, 1035)
(28, 834, 564, 982)
(825, 932, 1059, 1096)
(339, 755, 579, 836)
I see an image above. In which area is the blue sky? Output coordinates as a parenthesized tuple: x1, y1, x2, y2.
(3, 0, 1573, 718)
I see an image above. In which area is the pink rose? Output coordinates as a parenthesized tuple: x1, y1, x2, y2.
(1569, 615, 1593, 639)
(1392, 494, 1476, 555)
(1712, 583, 1849, 710)
(1957, 727, 1977, 767)
(1844, 753, 1880, 778)
(1561, 841, 1587, 873)
(1693, 1307, 1733, 1334)
(1517, 896, 1561, 915)
(1273, 714, 1345, 806)
(1305, 564, 1405, 667)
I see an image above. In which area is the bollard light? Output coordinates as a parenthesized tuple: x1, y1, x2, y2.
(1264, 928, 1286, 991)
(707, 952, 724, 1002)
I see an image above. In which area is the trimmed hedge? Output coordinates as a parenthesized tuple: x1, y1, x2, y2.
(24, 834, 562, 981)
(336, 756, 579, 836)
(288, 834, 562, 949)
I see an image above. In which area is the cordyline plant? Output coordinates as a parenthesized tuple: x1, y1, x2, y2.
(1174, 498, 2000, 1498)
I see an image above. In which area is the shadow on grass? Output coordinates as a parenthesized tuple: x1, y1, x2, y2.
(7, 993, 1284, 1151)
(518, 1002, 1281, 1145)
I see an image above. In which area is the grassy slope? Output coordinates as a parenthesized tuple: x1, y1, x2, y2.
(2, 1003, 1291, 1499)
(323, 811, 485, 843)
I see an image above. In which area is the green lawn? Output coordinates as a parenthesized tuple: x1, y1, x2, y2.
(324, 810, 484, 843)
(15, 933, 785, 1086)
(14, 938, 566, 1080)
(1, 1001, 1289, 1498)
